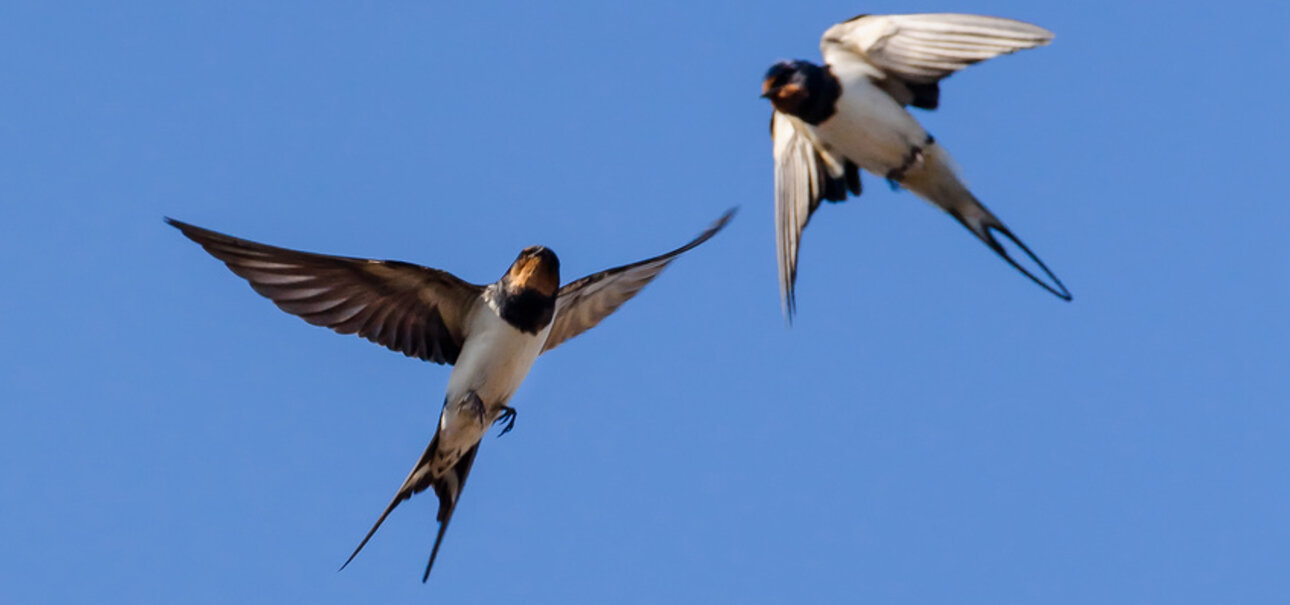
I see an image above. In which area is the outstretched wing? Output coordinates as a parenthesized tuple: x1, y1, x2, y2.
(771, 112, 860, 319)
(168, 218, 482, 364)
(541, 208, 736, 353)
(821, 13, 1053, 108)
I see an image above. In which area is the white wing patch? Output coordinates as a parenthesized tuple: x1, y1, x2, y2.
(821, 13, 1054, 83)
(772, 112, 853, 318)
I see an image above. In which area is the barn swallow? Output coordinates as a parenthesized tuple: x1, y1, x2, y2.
(167, 208, 734, 581)
(761, 13, 1071, 318)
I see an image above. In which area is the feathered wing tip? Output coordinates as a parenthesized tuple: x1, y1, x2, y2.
(772, 113, 862, 323)
(540, 207, 737, 353)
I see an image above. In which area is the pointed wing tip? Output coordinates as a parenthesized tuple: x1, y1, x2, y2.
(1033, 23, 1057, 42)
(710, 206, 738, 233)
(164, 217, 215, 243)
(165, 217, 216, 248)
(1001, 18, 1054, 47)
(685, 206, 738, 249)
(1028, 31, 1056, 49)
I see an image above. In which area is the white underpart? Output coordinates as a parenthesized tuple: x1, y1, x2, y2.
(812, 58, 930, 177)
(809, 12, 1054, 211)
(432, 288, 552, 470)
(803, 57, 975, 213)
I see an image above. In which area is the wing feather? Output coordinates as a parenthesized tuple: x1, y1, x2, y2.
(540, 209, 735, 353)
(772, 112, 860, 319)
(168, 218, 482, 365)
(822, 13, 1053, 83)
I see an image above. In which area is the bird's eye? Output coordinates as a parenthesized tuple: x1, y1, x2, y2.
(764, 63, 796, 89)
(771, 65, 798, 87)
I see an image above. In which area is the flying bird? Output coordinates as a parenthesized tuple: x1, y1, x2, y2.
(167, 208, 734, 581)
(761, 12, 1071, 317)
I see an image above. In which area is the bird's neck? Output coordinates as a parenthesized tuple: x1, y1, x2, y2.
(792, 63, 842, 125)
(488, 285, 555, 334)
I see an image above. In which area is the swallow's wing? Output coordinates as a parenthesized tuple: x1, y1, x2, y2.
(168, 218, 482, 365)
(540, 208, 735, 353)
(772, 112, 860, 319)
(821, 13, 1053, 108)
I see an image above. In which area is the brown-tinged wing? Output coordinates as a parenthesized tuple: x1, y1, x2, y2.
(167, 218, 482, 364)
(540, 208, 735, 353)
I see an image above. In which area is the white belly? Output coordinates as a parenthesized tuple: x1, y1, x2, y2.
(429, 307, 550, 467)
(446, 308, 550, 409)
(814, 71, 929, 176)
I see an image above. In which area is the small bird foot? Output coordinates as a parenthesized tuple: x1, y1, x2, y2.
(494, 406, 517, 437)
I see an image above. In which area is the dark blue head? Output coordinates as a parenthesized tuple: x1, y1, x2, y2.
(762, 61, 806, 97)
(760, 59, 839, 124)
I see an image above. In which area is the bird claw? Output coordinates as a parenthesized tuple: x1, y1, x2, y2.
(494, 406, 517, 437)
(463, 392, 488, 426)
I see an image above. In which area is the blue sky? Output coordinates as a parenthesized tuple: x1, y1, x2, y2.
(2, 1, 1287, 603)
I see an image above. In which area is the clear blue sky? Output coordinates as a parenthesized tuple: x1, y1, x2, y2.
(2, 1, 1287, 603)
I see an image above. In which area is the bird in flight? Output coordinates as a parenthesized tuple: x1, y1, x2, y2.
(761, 12, 1071, 318)
(167, 208, 734, 581)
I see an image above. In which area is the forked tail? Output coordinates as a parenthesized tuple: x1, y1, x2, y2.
(948, 201, 1072, 301)
(338, 421, 483, 582)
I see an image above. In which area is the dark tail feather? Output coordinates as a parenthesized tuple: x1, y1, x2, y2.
(339, 489, 411, 571)
(949, 208, 1072, 301)
(422, 443, 481, 582)
(422, 506, 455, 583)
(339, 431, 444, 573)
